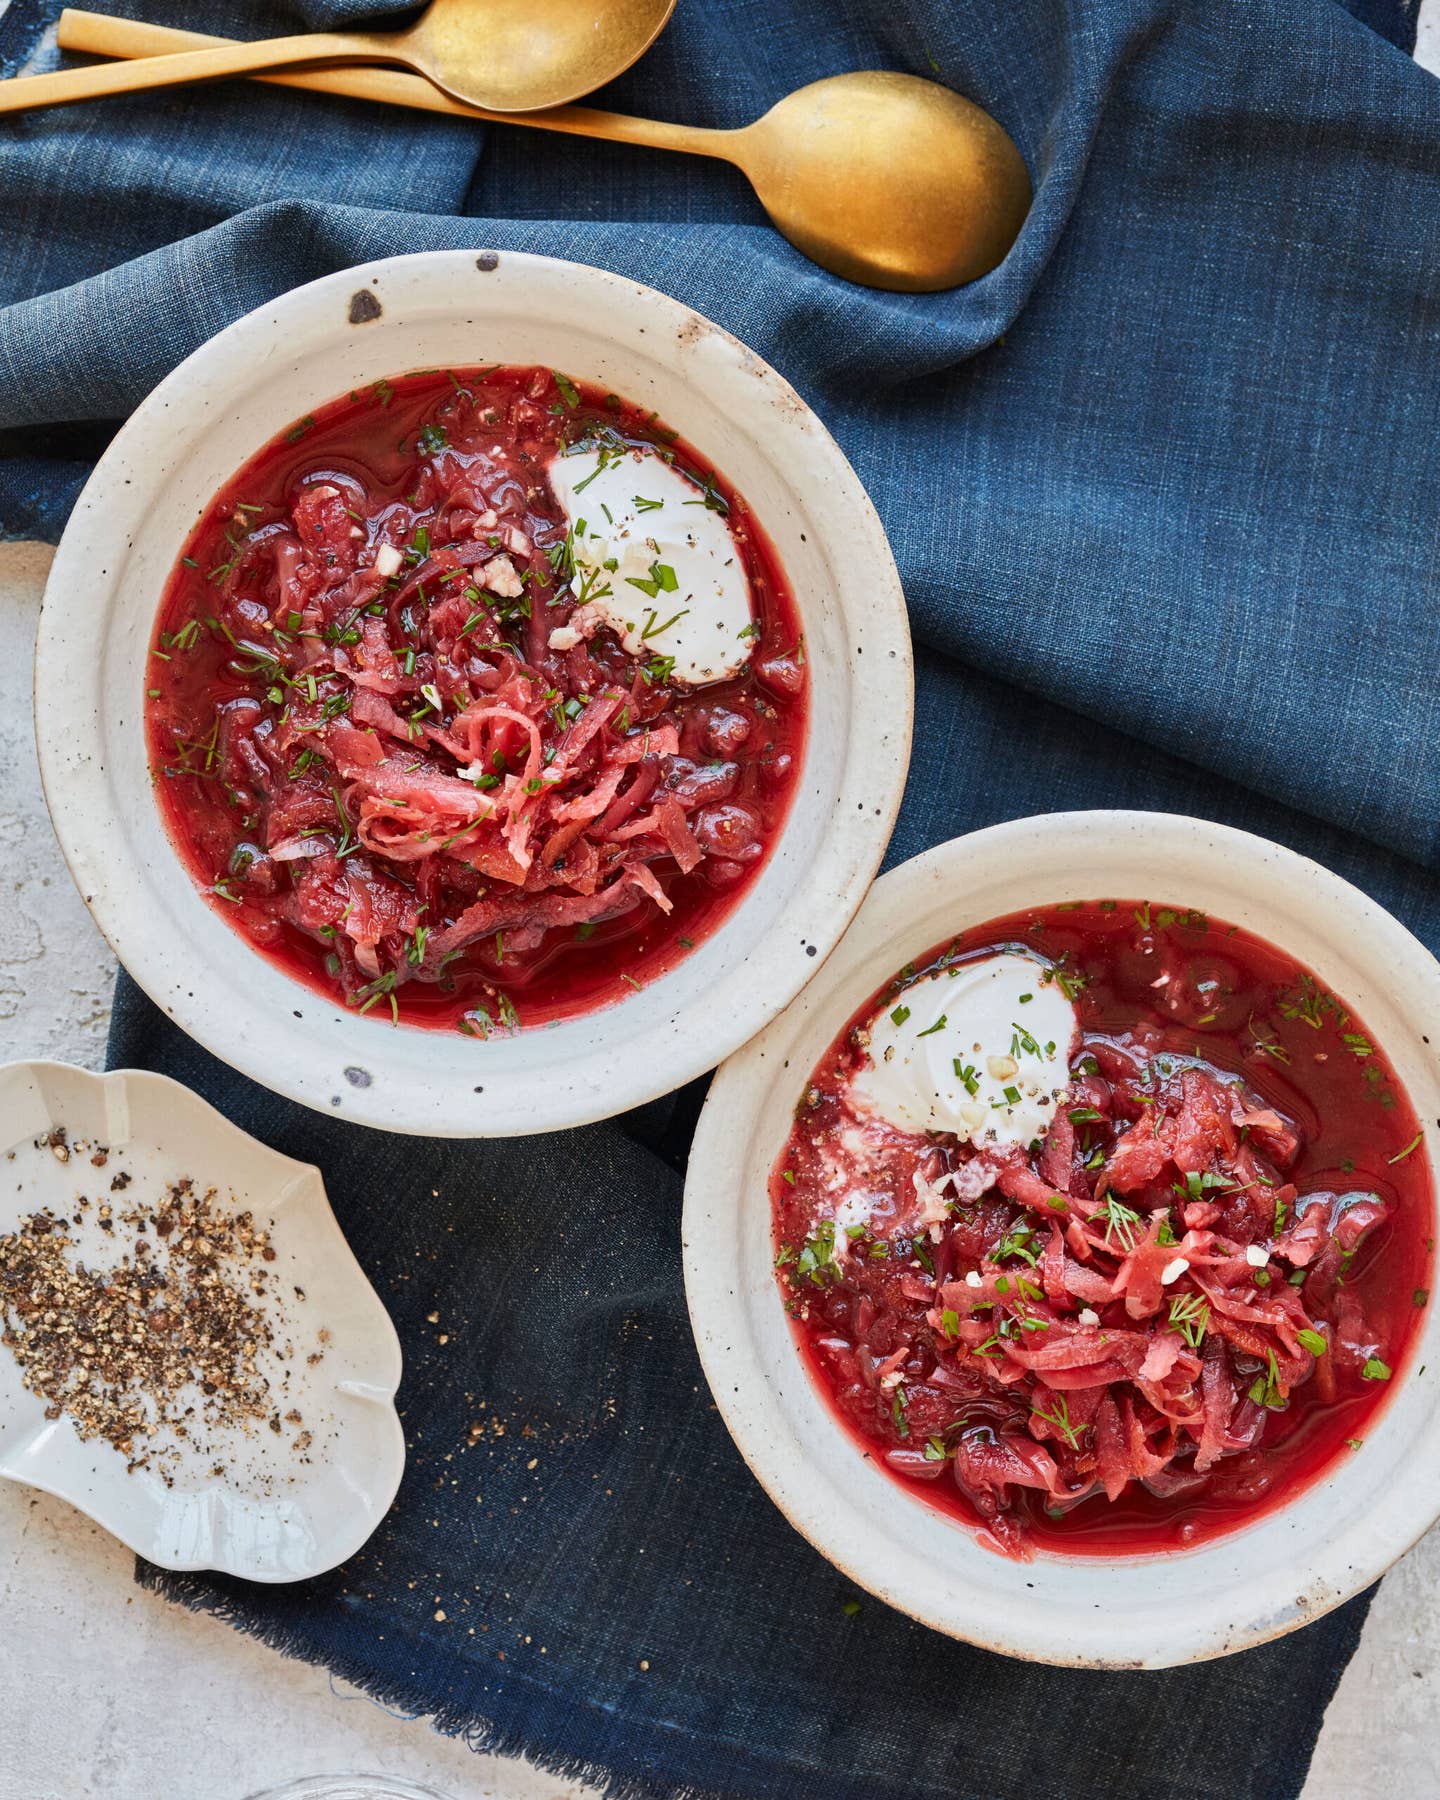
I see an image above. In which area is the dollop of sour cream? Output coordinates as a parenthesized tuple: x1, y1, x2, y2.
(849, 952, 1080, 1149)
(545, 445, 755, 685)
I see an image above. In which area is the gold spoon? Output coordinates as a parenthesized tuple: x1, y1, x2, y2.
(51, 11, 1033, 292)
(0, 0, 675, 116)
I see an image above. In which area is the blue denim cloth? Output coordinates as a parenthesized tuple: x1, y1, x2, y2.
(4, 1, 1438, 1796)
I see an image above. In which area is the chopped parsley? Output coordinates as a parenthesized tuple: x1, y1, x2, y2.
(1248, 1350, 1286, 1410)
(795, 1221, 839, 1287)
(626, 561, 680, 599)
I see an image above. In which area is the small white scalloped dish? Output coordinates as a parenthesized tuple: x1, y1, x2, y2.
(33, 250, 912, 1137)
(683, 812, 1440, 1667)
(0, 1061, 404, 1581)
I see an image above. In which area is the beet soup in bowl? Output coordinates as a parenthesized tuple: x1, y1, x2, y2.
(682, 812, 1440, 1666)
(34, 252, 912, 1135)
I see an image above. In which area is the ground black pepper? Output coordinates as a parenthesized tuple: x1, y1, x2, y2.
(0, 1149, 306, 1481)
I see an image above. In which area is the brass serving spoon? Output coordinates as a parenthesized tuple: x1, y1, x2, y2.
(51, 11, 1033, 291)
(0, 0, 675, 116)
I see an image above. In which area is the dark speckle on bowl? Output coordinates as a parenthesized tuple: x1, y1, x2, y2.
(348, 288, 383, 325)
(344, 1066, 373, 1089)
(476, 251, 499, 272)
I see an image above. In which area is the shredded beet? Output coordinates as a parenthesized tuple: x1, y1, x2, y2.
(773, 902, 1433, 1558)
(145, 367, 805, 1031)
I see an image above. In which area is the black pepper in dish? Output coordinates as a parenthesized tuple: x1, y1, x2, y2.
(0, 1176, 293, 1480)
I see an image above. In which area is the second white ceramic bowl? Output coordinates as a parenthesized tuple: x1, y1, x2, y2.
(683, 811, 1440, 1666)
(34, 251, 912, 1136)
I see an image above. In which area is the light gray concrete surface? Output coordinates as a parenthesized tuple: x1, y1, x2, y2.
(2, 530, 1437, 1794)
(0, 543, 585, 1800)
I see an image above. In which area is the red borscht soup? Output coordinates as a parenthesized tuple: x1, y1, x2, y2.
(771, 901, 1433, 1558)
(145, 367, 805, 1032)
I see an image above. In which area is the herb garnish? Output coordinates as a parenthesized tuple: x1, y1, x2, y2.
(626, 561, 679, 600)
(1101, 1193, 1142, 1254)
(1031, 1393, 1083, 1451)
(1167, 1293, 1209, 1349)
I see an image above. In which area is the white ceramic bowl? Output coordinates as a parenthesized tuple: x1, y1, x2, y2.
(34, 251, 912, 1137)
(683, 811, 1440, 1667)
(0, 1060, 404, 1581)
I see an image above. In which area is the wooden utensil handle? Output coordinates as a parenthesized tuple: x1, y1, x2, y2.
(52, 9, 734, 159)
(0, 25, 386, 115)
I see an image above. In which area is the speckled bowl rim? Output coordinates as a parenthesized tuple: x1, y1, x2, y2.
(683, 811, 1440, 1667)
(33, 251, 913, 1137)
